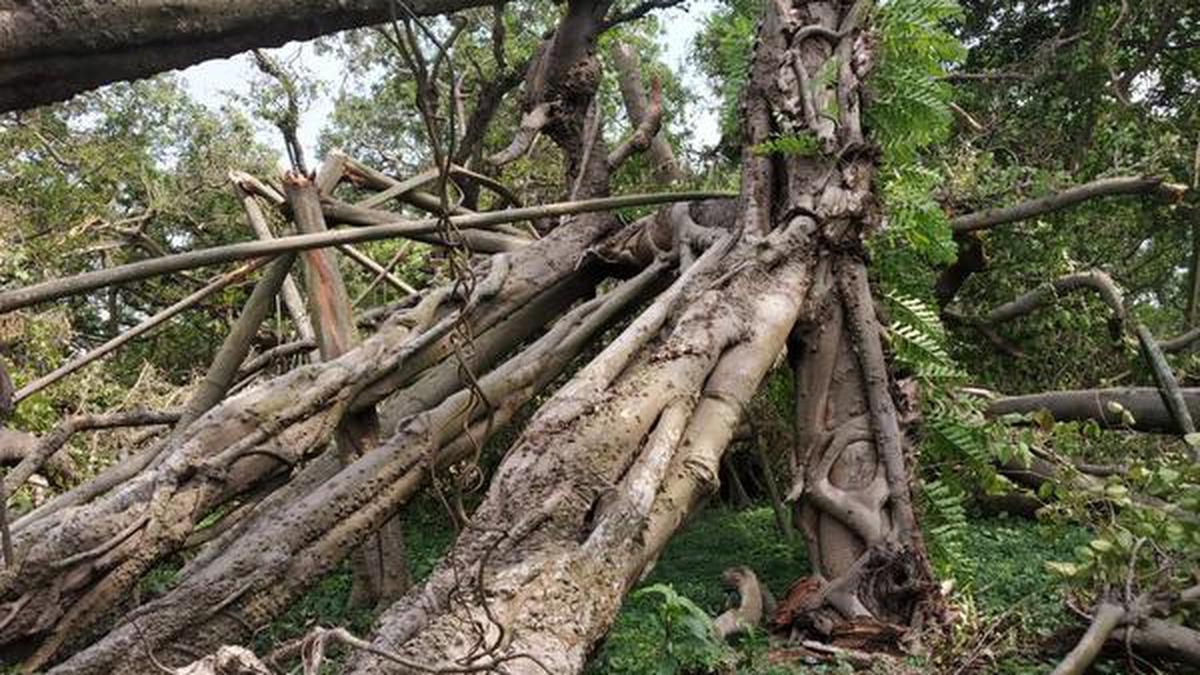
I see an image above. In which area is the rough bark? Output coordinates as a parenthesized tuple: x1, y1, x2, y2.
(286, 174, 410, 608)
(342, 1, 937, 671)
(46, 217, 669, 674)
(0, 0, 494, 114)
(0, 180, 639, 669)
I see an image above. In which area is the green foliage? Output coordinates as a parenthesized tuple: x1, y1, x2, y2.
(691, 0, 757, 143)
(633, 583, 734, 674)
(868, 0, 964, 161)
(750, 132, 820, 157)
(885, 292, 1030, 573)
(868, 1, 963, 298)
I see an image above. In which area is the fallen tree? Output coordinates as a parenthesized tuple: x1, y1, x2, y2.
(2, 0, 1197, 673)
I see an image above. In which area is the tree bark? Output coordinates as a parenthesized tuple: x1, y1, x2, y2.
(0, 0, 494, 113)
(286, 173, 410, 608)
(346, 1, 938, 671)
(609, 43, 682, 183)
(986, 387, 1200, 433)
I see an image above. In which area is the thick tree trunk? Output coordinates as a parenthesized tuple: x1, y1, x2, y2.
(0, 202, 621, 669)
(345, 1, 937, 671)
(788, 261, 936, 635)
(0, 0, 492, 113)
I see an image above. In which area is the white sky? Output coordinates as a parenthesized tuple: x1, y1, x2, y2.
(179, 2, 720, 168)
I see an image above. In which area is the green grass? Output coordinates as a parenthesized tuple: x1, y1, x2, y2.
(261, 501, 1113, 674)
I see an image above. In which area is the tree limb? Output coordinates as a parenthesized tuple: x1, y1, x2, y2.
(606, 77, 666, 171)
(0, 190, 736, 314)
(986, 387, 1200, 433)
(12, 259, 270, 403)
(1051, 602, 1125, 675)
(3, 409, 181, 498)
(609, 44, 681, 182)
(950, 176, 1186, 233)
(0, 0, 496, 113)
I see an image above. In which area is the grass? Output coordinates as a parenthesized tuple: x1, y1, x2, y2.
(257, 500, 1119, 674)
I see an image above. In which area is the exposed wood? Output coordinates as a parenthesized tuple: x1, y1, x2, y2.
(286, 172, 410, 607)
(231, 173, 316, 345)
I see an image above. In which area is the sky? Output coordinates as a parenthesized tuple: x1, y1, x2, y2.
(178, 2, 721, 168)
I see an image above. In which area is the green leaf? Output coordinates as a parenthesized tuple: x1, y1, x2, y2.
(1045, 561, 1079, 577)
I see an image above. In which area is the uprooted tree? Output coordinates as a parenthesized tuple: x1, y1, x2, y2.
(2, 0, 1199, 674)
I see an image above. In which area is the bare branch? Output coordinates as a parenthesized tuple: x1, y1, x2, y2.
(230, 170, 315, 345)
(0, 190, 736, 313)
(606, 77, 665, 171)
(337, 244, 417, 296)
(251, 50, 308, 174)
(235, 340, 318, 382)
(609, 44, 681, 182)
(3, 409, 181, 497)
(599, 0, 687, 32)
(986, 387, 1200, 433)
(1052, 603, 1125, 675)
(950, 176, 1187, 232)
(487, 102, 552, 167)
(175, 255, 298, 433)
(1135, 323, 1197, 449)
(966, 271, 1126, 325)
(12, 259, 270, 403)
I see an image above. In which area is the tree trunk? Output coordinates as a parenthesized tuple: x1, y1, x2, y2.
(0, 0, 492, 114)
(345, 1, 938, 671)
(0, 1, 948, 672)
(0, 207, 618, 669)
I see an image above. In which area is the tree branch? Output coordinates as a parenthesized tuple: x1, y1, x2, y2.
(0, 190, 736, 313)
(0, 0, 496, 113)
(3, 409, 181, 498)
(609, 44, 681, 182)
(986, 387, 1200, 433)
(1051, 602, 1125, 675)
(950, 177, 1186, 232)
(606, 77, 666, 171)
(12, 259, 270, 403)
